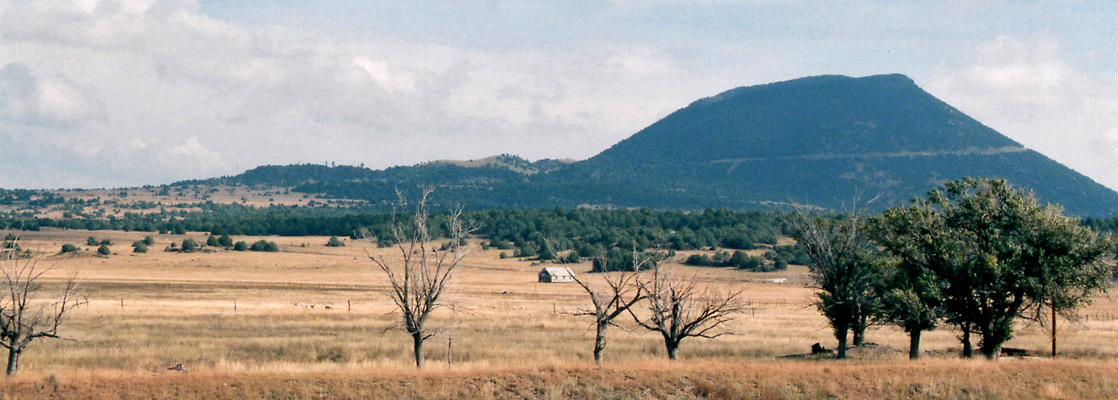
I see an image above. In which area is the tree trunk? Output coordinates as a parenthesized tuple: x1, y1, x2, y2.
(1050, 301, 1058, 358)
(412, 333, 425, 369)
(980, 321, 1011, 360)
(593, 323, 606, 365)
(852, 315, 866, 346)
(981, 342, 1000, 360)
(666, 340, 679, 361)
(961, 327, 973, 358)
(5, 347, 20, 376)
(834, 320, 849, 359)
(908, 330, 921, 360)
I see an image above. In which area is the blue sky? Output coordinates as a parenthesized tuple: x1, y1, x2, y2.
(2, 0, 1117, 191)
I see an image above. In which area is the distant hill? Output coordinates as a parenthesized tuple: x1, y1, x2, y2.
(197, 74, 1118, 216)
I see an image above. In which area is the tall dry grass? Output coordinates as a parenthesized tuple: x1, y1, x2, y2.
(1, 228, 1117, 398)
(2, 359, 1116, 399)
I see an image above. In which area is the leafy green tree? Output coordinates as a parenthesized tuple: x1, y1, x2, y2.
(132, 241, 148, 253)
(206, 235, 220, 247)
(181, 239, 198, 252)
(97, 244, 111, 256)
(1021, 202, 1114, 357)
(142, 236, 155, 246)
(86, 237, 98, 246)
(60, 244, 78, 254)
(867, 203, 952, 359)
(878, 177, 1115, 359)
(99, 238, 112, 246)
(218, 234, 233, 248)
(515, 242, 537, 258)
(326, 236, 345, 247)
(233, 241, 248, 251)
(537, 240, 556, 261)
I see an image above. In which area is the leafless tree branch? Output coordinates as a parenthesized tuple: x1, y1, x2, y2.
(629, 262, 744, 360)
(0, 238, 85, 375)
(366, 189, 472, 368)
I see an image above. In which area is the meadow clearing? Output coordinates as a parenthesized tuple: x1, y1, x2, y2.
(3, 228, 1118, 398)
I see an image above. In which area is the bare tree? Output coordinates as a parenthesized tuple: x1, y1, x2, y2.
(571, 251, 646, 365)
(367, 189, 471, 368)
(789, 209, 882, 359)
(630, 264, 744, 360)
(0, 248, 84, 375)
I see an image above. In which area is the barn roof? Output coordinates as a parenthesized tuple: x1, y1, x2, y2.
(541, 267, 575, 278)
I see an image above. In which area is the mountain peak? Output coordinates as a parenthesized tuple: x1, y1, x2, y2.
(693, 74, 915, 107)
(575, 73, 1116, 216)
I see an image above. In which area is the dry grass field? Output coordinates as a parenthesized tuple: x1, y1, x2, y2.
(1, 185, 364, 220)
(3, 228, 1118, 398)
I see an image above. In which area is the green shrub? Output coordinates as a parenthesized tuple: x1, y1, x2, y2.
(97, 244, 111, 256)
(326, 236, 345, 247)
(61, 243, 79, 254)
(250, 240, 279, 252)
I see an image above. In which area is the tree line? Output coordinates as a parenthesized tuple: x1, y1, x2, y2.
(2, 206, 787, 257)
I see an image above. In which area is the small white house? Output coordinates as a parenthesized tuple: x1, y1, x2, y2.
(538, 267, 575, 283)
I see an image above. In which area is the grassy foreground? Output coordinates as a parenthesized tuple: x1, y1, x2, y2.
(2, 359, 1114, 399)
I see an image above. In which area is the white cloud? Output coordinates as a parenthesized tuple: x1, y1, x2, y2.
(167, 136, 223, 167)
(0, 0, 730, 188)
(349, 56, 415, 93)
(928, 35, 1118, 190)
(0, 63, 104, 124)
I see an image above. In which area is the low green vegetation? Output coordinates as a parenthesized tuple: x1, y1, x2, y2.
(249, 240, 279, 252)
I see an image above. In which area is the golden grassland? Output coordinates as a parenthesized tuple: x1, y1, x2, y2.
(3, 228, 1118, 398)
(3, 185, 364, 220)
(3, 360, 1117, 399)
